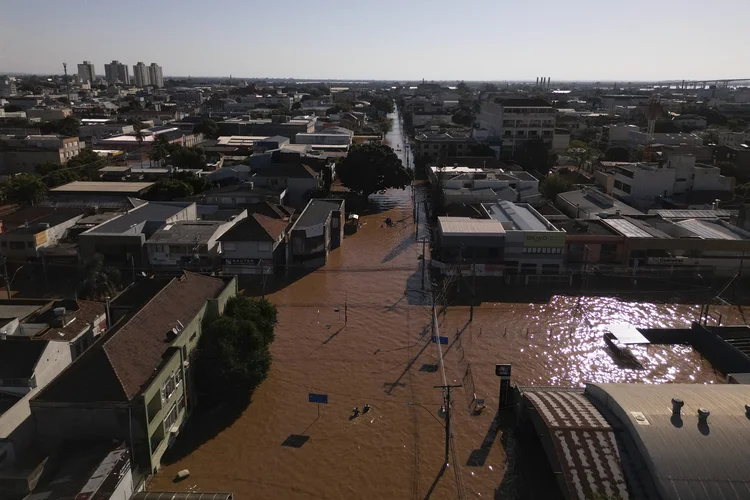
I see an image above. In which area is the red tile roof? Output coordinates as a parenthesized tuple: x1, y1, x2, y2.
(34, 273, 229, 403)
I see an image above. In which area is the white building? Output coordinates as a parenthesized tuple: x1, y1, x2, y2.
(132, 62, 150, 87)
(77, 61, 96, 84)
(104, 60, 129, 84)
(612, 155, 734, 202)
(477, 98, 555, 158)
(148, 62, 164, 88)
(429, 165, 540, 205)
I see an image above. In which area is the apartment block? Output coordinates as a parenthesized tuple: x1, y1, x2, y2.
(0, 134, 83, 174)
(77, 61, 96, 83)
(478, 98, 555, 158)
(132, 62, 150, 87)
(104, 60, 130, 84)
(148, 63, 164, 88)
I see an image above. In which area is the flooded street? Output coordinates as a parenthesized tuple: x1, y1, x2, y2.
(149, 108, 740, 499)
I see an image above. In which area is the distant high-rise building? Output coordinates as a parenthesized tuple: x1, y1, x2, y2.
(77, 61, 96, 83)
(104, 60, 130, 85)
(148, 63, 164, 88)
(132, 62, 150, 87)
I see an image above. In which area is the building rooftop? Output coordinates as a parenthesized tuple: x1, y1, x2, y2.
(28, 300, 106, 342)
(495, 98, 553, 107)
(147, 221, 226, 244)
(256, 162, 317, 179)
(294, 199, 344, 230)
(601, 217, 671, 239)
(587, 383, 750, 500)
(219, 213, 288, 243)
(438, 217, 505, 236)
(0, 339, 47, 379)
(0, 207, 84, 232)
(674, 219, 749, 241)
(557, 189, 644, 217)
(50, 181, 154, 195)
(87, 201, 192, 235)
(483, 201, 552, 231)
(34, 273, 229, 403)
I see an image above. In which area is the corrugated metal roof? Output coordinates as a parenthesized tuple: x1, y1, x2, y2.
(523, 389, 630, 500)
(437, 217, 505, 236)
(675, 219, 744, 240)
(602, 218, 655, 238)
(587, 383, 750, 500)
(653, 209, 731, 219)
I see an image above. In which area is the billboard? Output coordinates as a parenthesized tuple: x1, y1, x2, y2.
(523, 231, 565, 248)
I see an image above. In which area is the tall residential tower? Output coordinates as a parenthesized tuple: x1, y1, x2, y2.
(104, 60, 130, 85)
(148, 63, 164, 88)
(132, 62, 150, 87)
(77, 61, 96, 83)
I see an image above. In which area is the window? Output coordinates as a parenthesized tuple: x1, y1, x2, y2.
(433, 144, 439, 150)
(164, 403, 179, 431)
(614, 180, 623, 190)
(0, 242, 5, 248)
(27, 242, 33, 248)
(169, 245, 183, 254)
(9, 241, 24, 250)
(621, 183, 632, 194)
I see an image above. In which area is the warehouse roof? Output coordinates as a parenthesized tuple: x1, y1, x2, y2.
(438, 217, 504, 236)
(50, 181, 154, 194)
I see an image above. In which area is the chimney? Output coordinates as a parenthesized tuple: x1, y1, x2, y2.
(697, 408, 710, 424)
(671, 397, 684, 416)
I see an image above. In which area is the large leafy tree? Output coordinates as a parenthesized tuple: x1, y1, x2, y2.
(147, 179, 194, 200)
(539, 174, 573, 201)
(39, 116, 80, 137)
(513, 139, 555, 175)
(171, 146, 206, 170)
(196, 296, 277, 401)
(336, 143, 412, 198)
(370, 96, 395, 114)
(196, 119, 219, 140)
(78, 254, 122, 300)
(1, 174, 47, 206)
(605, 146, 630, 162)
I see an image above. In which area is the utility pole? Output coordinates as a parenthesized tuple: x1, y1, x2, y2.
(421, 238, 427, 290)
(62, 63, 72, 104)
(415, 201, 419, 240)
(1, 257, 10, 298)
(470, 260, 476, 321)
(434, 384, 462, 465)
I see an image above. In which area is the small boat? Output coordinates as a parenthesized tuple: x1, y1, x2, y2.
(603, 332, 644, 369)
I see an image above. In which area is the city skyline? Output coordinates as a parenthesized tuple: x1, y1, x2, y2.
(1, 0, 749, 81)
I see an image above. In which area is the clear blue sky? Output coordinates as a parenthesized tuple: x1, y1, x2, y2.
(1, 0, 748, 81)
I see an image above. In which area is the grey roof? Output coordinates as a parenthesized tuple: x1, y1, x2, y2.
(293, 199, 344, 230)
(587, 383, 750, 500)
(484, 200, 549, 231)
(147, 221, 225, 244)
(87, 202, 192, 235)
(557, 189, 644, 216)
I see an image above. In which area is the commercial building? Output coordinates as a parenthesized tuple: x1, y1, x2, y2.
(599, 94, 651, 110)
(295, 126, 354, 149)
(104, 60, 130, 85)
(477, 98, 555, 158)
(202, 183, 287, 208)
(78, 201, 196, 267)
(77, 61, 96, 83)
(79, 118, 135, 141)
(413, 130, 475, 160)
(288, 199, 345, 268)
(555, 188, 644, 219)
(434, 201, 565, 276)
(148, 62, 164, 88)
(25, 108, 72, 121)
(0, 209, 84, 259)
(609, 156, 734, 206)
(132, 62, 150, 87)
(518, 382, 750, 500)
(145, 219, 241, 269)
(30, 273, 237, 473)
(429, 165, 540, 205)
(252, 163, 322, 207)
(0, 134, 83, 174)
(217, 116, 315, 141)
(220, 213, 290, 275)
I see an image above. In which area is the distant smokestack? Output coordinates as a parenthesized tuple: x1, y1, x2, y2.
(536, 77, 539, 87)
(548, 77, 551, 88)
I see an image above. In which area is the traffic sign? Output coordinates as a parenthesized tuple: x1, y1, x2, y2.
(431, 336, 448, 345)
(308, 393, 329, 404)
(495, 364, 512, 377)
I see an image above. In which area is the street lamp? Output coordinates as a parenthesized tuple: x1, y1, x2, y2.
(3, 264, 24, 298)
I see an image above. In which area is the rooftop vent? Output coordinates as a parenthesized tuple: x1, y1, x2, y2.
(697, 408, 710, 424)
(671, 397, 684, 416)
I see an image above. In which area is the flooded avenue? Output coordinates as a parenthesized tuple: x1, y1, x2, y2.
(149, 108, 740, 499)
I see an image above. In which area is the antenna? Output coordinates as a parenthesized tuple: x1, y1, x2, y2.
(62, 62, 72, 104)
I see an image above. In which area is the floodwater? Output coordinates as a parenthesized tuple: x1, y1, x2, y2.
(149, 109, 739, 499)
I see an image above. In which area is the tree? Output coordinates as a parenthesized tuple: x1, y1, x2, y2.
(291, 101, 302, 110)
(566, 140, 592, 170)
(147, 179, 194, 200)
(452, 108, 474, 127)
(539, 174, 573, 201)
(196, 119, 219, 140)
(484, 83, 498, 93)
(39, 116, 80, 137)
(336, 143, 413, 198)
(470, 144, 496, 157)
(377, 116, 393, 135)
(1, 174, 47, 206)
(173, 170, 209, 194)
(370, 96, 395, 114)
(456, 81, 470, 96)
(605, 146, 630, 162)
(170, 146, 206, 170)
(196, 296, 277, 401)
(78, 254, 122, 300)
(134, 128, 145, 166)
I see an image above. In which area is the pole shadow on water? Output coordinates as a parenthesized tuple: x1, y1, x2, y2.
(423, 463, 448, 500)
(321, 325, 345, 345)
(383, 323, 433, 395)
(382, 232, 418, 264)
(160, 395, 250, 465)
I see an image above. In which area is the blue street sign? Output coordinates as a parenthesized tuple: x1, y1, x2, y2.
(308, 393, 329, 404)
(431, 336, 449, 345)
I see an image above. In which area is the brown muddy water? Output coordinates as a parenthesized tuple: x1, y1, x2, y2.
(148, 112, 741, 499)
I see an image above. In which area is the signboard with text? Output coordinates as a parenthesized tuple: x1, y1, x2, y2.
(523, 232, 565, 248)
